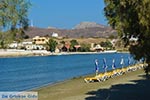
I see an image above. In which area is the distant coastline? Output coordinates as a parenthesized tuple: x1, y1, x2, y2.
(0, 49, 50, 57)
(0, 49, 118, 58)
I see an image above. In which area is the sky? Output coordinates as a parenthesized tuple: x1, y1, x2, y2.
(29, 0, 108, 29)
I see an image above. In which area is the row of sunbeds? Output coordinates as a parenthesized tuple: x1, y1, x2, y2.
(84, 63, 147, 83)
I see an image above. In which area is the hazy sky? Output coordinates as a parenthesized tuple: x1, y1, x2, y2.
(29, 0, 107, 29)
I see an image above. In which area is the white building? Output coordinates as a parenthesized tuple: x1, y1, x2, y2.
(52, 32, 58, 38)
(8, 41, 18, 49)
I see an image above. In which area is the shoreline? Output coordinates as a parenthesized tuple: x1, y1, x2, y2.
(0, 49, 119, 58)
(0, 49, 51, 58)
(35, 68, 147, 100)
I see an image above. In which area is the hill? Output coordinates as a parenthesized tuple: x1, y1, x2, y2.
(25, 22, 117, 38)
(74, 22, 105, 29)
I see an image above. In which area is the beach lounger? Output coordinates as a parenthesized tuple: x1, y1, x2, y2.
(115, 69, 122, 76)
(84, 63, 147, 83)
(84, 73, 107, 83)
(110, 70, 119, 78)
(104, 72, 113, 79)
(120, 68, 128, 75)
(96, 73, 106, 82)
(84, 76, 101, 83)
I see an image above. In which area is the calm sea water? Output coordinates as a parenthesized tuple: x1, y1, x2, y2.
(0, 53, 132, 91)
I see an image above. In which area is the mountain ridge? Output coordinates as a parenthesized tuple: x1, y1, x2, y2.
(25, 22, 117, 38)
(74, 22, 106, 29)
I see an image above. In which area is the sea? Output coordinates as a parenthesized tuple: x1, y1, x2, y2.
(0, 52, 133, 91)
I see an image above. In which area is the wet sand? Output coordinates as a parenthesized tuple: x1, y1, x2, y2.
(35, 69, 149, 100)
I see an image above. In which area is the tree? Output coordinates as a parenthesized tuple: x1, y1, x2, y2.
(79, 43, 91, 52)
(0, 0, 30, 46)
(47, 39, 58, 52)
(104, 0, 150, 74)
(60, 40, 65, 45)
(108, 34, 117, 39)
(70, 39, 79, 51)
(100, 40, 113, 49)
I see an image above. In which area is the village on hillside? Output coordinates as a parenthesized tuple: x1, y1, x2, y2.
(7, 32, 115, 53)
(0, 22, 138, 56)
(5, 31, 136, 54)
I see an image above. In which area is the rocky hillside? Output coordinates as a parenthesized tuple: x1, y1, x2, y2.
(74, 22, 105, 29)
(25, 22, 117, 38)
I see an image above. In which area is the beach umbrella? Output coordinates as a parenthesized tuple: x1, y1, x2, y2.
(95, 59, 99, 76)
(112, 59, 116, 69)
(130, 57, 136, 65)
(128, 57, 131, 65)
(103, 58, 108, 72)
(120, 57, 124, 68)
(139, 58, 145, 63)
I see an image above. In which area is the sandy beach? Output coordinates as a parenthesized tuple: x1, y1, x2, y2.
(35, 69, 150, 100)
(0, 49, 51, 57)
